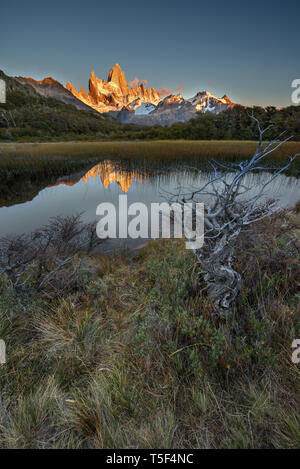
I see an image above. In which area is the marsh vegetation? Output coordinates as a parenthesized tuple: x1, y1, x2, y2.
(0, 137, 299, 449)
(0, 211, 299, 448)
(1, 140, 300, 206)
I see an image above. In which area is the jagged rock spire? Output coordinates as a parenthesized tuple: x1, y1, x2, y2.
(107, 63, 129, 95)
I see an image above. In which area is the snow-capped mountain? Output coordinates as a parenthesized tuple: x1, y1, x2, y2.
(130, 101, 157, 115)
(16, 64, 236, 125)
(65, 64, 235, 122)
(188, 91, 234, 113)
(66, 64, 161, 114)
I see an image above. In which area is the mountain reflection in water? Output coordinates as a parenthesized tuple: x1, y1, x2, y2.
(0, 159, 299, 252)
(52, 160, 147, 193)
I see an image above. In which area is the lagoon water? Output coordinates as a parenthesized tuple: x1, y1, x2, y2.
(0, 160, 299, 251)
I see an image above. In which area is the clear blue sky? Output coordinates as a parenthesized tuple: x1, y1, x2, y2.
(1, 0, 299, 106)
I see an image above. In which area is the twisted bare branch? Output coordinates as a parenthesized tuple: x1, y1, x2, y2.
(170, 115, 298, 312)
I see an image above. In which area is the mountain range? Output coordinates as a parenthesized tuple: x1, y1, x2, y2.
(17, 64, 235, 126)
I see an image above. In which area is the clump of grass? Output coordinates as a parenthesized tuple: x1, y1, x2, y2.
(61, 367, 142, 448)
(35, 298, 122, 386)
(0, 211, 299, 448)
(0, 377, 61, 449)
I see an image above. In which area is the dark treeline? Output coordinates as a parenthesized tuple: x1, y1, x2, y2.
(124, 105, 300, 141)
(0, 72, 124, 141)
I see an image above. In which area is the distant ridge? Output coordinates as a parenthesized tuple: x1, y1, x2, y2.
(15, 64, 236, 125)
(16, 76, 98, 113)
(65, 64, 236, 125)
(66, 64, 162, 113)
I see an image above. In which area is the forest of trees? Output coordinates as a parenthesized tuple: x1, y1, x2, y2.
(125, 105, 300, 141)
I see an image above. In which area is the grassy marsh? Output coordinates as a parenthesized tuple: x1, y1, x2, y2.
(2, 139, 300, 161)
(0, 140, 299, 448)
(0, 212, 299, 449)
(1, 140, 299, 206)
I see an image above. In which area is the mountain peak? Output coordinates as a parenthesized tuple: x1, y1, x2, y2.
(221, 94, 232, 104)
(66, 81, 75, 91)
(107, 63, 129, 95)
(107, 64, 122, 81)
(17, 76, 60, 86)
(161, 94, 185, 106)
(65, 63, 234, 118)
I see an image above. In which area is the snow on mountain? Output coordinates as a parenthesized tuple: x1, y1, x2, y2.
(161, 94, 185, 105)
(133, 102, 156, 115)
(17, 64, 236, 125)
(188, 91, 233, 113)
(66, 64, 161, 114)
(108, 87, 235, 126)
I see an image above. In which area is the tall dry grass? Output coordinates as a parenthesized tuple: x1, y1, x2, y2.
(1, 140, 299, 206)
(0, 210, 299, 449)
(1, 139, 300, 161)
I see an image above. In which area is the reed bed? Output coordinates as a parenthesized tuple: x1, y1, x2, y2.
(1, 139, 300, 162)
(0, 140, 299, 206)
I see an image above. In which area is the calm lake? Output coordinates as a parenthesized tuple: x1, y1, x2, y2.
(1, 159, 299, 252)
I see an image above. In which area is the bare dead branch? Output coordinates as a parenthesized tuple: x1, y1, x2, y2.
(170, 116, 298, 312)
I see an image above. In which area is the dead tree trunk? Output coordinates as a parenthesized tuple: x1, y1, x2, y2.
(198, 231, 242, 309)
(168, 114, 298, 312)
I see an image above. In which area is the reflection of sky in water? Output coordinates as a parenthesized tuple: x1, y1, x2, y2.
(0, 164, 299, 251)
